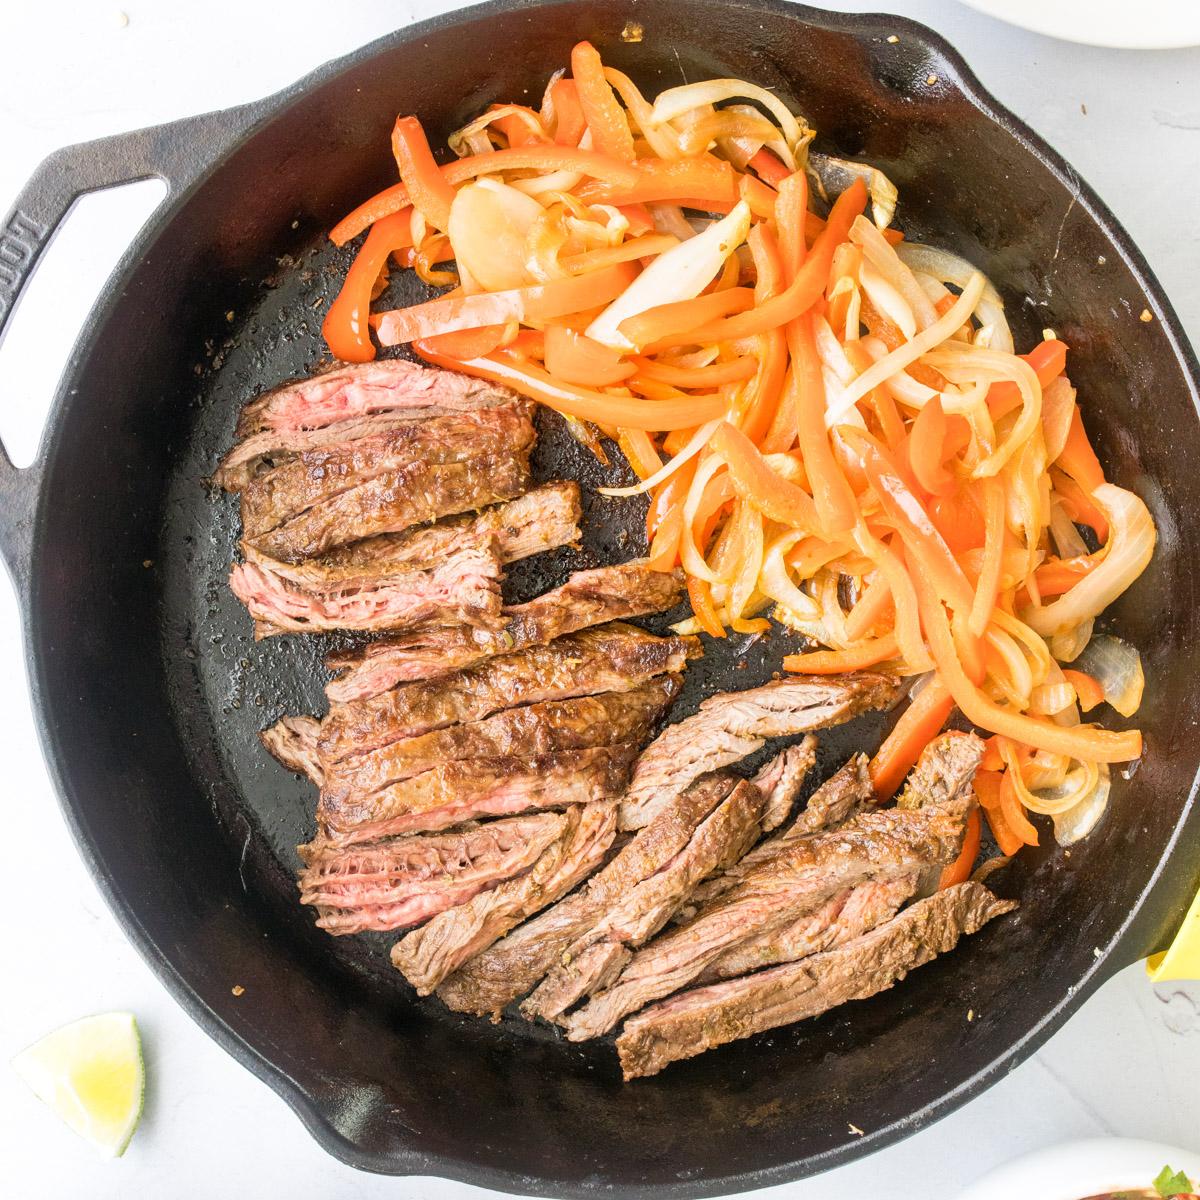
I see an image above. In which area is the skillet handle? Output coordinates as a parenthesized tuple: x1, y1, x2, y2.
(0, 102, 265, 591)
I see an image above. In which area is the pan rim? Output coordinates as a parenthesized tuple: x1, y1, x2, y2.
(20, 0, 1200, 1194)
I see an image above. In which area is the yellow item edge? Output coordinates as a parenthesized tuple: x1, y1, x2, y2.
(1146, 884, 1200, 982)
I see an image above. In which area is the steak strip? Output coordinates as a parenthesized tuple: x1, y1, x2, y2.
(436, 773, 738, 1015)
(751, 738, 818, 832)
(308, 745, 637, 843)
(260, 716, 323, 784)
(298, 813, 565, 935)
(701, 873, 918, 981)
(319, 624, 699, 762)
(619, 673, 903, 830)
(616, 882, 1018, 1079)
(239, 402, 533, 541)
(562, 795, 971, 1042)
(325, 560, 684, 703)
(392, 802, 618, 994)
(522, 780, 765, 1023)
(231, 536, 504, 637)
(319, 676, 681, 812)
(245, 450, 533, 563)
(236, 359, 517, 439)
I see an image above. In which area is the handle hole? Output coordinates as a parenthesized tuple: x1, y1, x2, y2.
(0, 178, 167, 467)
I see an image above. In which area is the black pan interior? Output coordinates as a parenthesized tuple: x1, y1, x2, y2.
(26, 1, 1200, 1194)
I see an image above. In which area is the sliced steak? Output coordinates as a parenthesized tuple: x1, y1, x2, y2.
(239, 403, 533, 541)
(562, 796, 970, 1041)
(522, 780, 765, 1023)
(299, 813, 565, 935)
(325, 560, 685, 703)
(320, 676, 681, 810)
(260, 716, 323, 784)
(319, 625, 699, 762)
(619, 672, 903, 830)
(392, 801, 619, 994)
(436, 772, 738, 1015)
(751, 738, 818, 832)
(237, 359, 516, 436)
(244, 450, 533, 563)
(230, 537, 503, 637)
(312, 745, 637, 842)
(317, 482, 580, 572)
(702, 873, 918, 981)
(616, 882, 1018, 1079)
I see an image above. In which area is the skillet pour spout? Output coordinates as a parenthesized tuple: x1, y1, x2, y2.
(0, 1, 1198, 1194)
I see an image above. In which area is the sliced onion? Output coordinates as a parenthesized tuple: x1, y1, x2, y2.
(825, 272, 986, 425)
(680, 453, 729, 583)
(860, 260, 917, 340)
(850, 216, 937, 329)
(511, 170, 585, 197)
(448, 180, 544, 291)
(895, 243, 1013, 353)
(1050, 616, 1094, 664)
(648, 79, 808, 165)
(1050, 763, 1112, 845)
(728, 503, 764, 621)
(760, 530, 821, 621)
(1025, 485, 1156, 636)
(605, 67, 684, 159)
(1072, 634, 1145, 718)
(586, 200, 752, 350)
(1049, 497, 1090, 558)
(1042, 376, 1077, 462)
(449, 105, 548, 156)
(809, 154, 898, 229)
(598, 418, 721, 498)
(860, 337, 941, 407)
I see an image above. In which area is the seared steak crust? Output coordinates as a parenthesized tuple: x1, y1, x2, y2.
(616, 882, 1017, 1079)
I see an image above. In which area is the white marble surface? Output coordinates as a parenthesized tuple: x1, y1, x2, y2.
(1, 2, 1198, 1196)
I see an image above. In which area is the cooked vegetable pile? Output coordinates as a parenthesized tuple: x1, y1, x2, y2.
(321, 40, 1155, 860)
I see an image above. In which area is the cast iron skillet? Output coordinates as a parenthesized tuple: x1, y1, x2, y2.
(1, 1, 1197, 1194)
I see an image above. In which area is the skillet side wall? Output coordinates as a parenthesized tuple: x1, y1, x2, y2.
(21, 0, 1200, 1193)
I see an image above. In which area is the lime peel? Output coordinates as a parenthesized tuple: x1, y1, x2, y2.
(11, 1011, 145, 1158)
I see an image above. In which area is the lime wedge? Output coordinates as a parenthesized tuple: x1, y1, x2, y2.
(11, 1012, 144, 1158)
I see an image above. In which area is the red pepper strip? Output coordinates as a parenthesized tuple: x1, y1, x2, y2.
(939, 807, 982, 889)
(849, 429, 977, 617)
(999, 771, 1040, 846)
(929, 487, 986, 554)
(747, 147, 792, 187)
(783, 632, 898, 674)
(551, 79, 587, 145)
(710, 421, 820, 530)
(843, 570, 893, 641)
(647, 454, 696, 540)
(1028, 552, 1104, 599)
(330, 184, 411, 247)
(986, 338, 1069, 419)
(868, 679, 955, 802)
(321, 209, 414, 362)
(741, 226, 789, 447)
(545, 324, 637, 386)
(911, 565, 1143, 764)
(1056, 404, 1106, 492)
(789, 313, 860, 534)
(975, 770, 1025, 856)
(570, 41, 636, 162)
(687, 576, 727, 638)
(739, 174, 779, 220)
(1050, 466, 1109, 541)
(617, 203, 656, 235)
(908, 397, 968, 496)
(648, 503, 685, 571)
(650, 178, 868, 349)
(624, 288, 756, 350)
(414, 343, 729, 431)
(418, 324, 510, 359)
(617, 428, 664, 480)
(631, 356, 758, 388)
(391, 116, 458, 232)
(1062, 668, 1105, 712)
(576, 157, 740, 208)
(376, 261, 636, 345)
(775, 172, 808, 279)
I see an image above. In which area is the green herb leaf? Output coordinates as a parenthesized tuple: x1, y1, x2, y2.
(1154, 1164, 1194, 1197)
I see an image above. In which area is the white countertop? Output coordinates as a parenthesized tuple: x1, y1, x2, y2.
(1, 1, 1198, 1196)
